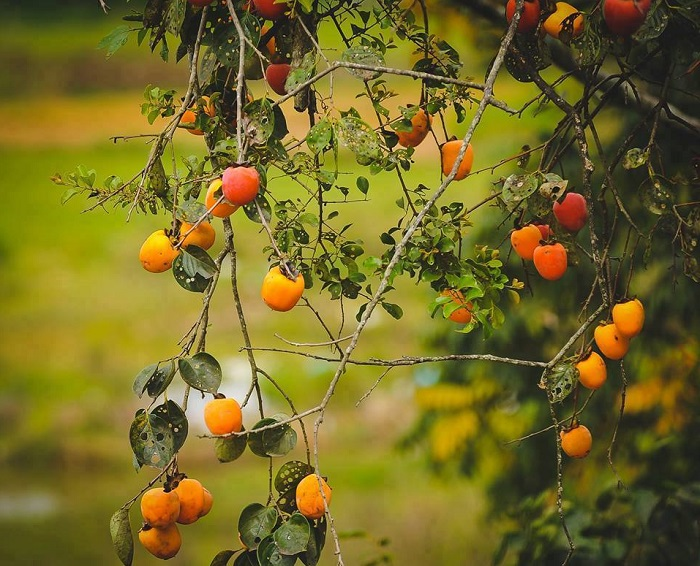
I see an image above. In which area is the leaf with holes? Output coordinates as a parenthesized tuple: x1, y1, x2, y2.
(306, 118, 334, 155)
(501, 173, 539, 210)
(248, 414, 297, 458)
(178, 352, 222, 394)
(152, 400, 188, 453)
(341, 46, 385, 80)
(547, 362, 577, 403)
(215, 429, 247, 463)
(274, 513, 311, 555)
(133, 360, 177, 399)
(129, 409, 175, 469)
(623, 148, 649, 170)
(275, 461, 314, 494)
(110, 507, 134, 566)
(238, 503, 278, 551)
(641, 177, 674, 215)
(337, 115, 382, 166)
(243, 98, 275, 146)
(173, 246, 217, 293)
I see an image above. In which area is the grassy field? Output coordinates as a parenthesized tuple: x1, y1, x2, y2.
(0, 6, 558, 565)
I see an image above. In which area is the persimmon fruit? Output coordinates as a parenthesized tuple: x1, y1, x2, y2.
(543, 2, 584, 40)
(139, 230, 180, 273)
(261, 265, 305, 311)
(440, 289, 473, 324)
(510, 224, 542, 261)
(140, 488, 180, 528)
(575, 351, 607, 390)
(505, 0, 541, 33)
(204, 397, 243, 435)
(553, 192, 588, 232)
(533, 242, 567, 280)
(441, 139, 474, 180)
(603, 0, 651, 36)
(560, 424, 592, 458)
(174, 478, 206, 525)
(179, 221, 216, 250)
(296, 474, 332, 520)
(205, 178, 239, 218)
(265, 63, 291, 96)
(396, 107, 433, 148)
(221, 165, 260, 206)
(594, 322, 630, 360)
(611, 298, 645, 338)
(138, 523, 182, 560)
(252, 0, 288, 21)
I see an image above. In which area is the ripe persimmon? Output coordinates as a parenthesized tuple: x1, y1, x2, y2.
(174, 478, 206, 525)
(261, 264, 305, 311)
(396, 107, 433, 148)
(205, 178, 239, 218)
(441, 139, 474, 180)
(139, 230, 180, 273)
(138, 523, 182, 560)
(179, 221, 216, 250)
(440, 289, 473, 324)
(553, 192, 588, 232)
(179, 96, 215, 135)
(221, 165, 260, 206)
(533, 242, 567, 280)
(510, 224, 542, 261)
(140, 487, 180, 528)
(594, 322, 630, 360)
(252, 0, 288, 20)
(204, 397, 243, 436)
(543, 2, 584, 41)
(505, 0, 541, 33)
(611, 298, 644, 338)
(200, 488, 214, 518)
(296, 474, 332, 520)
(575, 351, 607, 390)
(560, 424, 592, 458)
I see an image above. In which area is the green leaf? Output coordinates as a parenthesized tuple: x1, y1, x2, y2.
(501, 173, 539, 210)
(640, 177, 674, 215)
(110, 507, 134, 566)
(233, 551, 259, 566)
(151, 400, 188, 452)
(337, 115, 382, 166)
(300, 520, 327, 566)
(341, 46, 385, 80)
(623, 148, 649, 170)
(211, 550, 238, 566)
(547, 362, 577, 403)
(98, 25, 131, 59)
(178, 352, 222, 394)
(356, 176, 369, 195)
(129, 409, 175, 469)
(381, 301, 403, 320)
(257, 535, 296, 566)
(133, 360, 176, 399)
(248, 414, 297, 458)
(172, 246, 218, 293)
(274, 513, 310, 555)
(61, 188, 80, 205)
(238, 504, 278, 550)
(285, 52, 316, 92)
(245, 98, 275, 145)
(306, 118, 333, 155)
(164, 0, 186, 36)
(274, 461, 314, 494)
(215, 431, 248, 463)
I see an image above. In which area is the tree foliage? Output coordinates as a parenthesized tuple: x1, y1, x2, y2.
(55, 0, 700, 563)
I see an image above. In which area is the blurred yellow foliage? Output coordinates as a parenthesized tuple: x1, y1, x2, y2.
(623, 339, 698, 435)
(430, 411, 479, 462)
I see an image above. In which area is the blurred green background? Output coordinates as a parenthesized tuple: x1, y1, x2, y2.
(8, 1, 687, 565)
